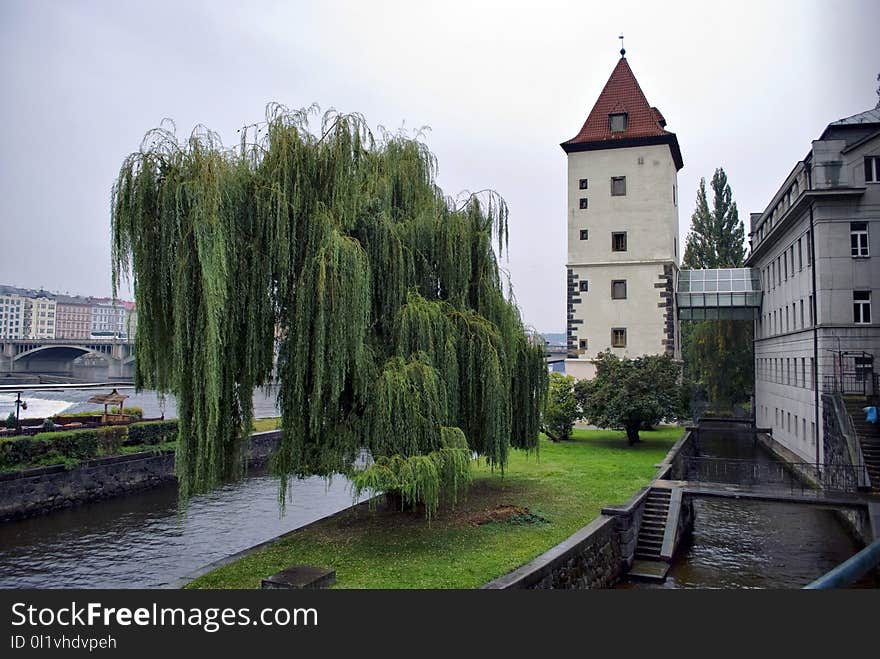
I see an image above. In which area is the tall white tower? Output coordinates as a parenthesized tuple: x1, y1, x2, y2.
(562, 52, 683, 379)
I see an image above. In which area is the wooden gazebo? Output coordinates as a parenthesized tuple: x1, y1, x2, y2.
(87, 388, 129, 422)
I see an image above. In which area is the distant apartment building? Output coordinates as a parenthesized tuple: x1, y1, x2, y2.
(747, 107, 880, 463)
(55, 295, 93, 339)
(23, 296, 57, 339)
(0, 294, 26, 339)
(90, 299, 128, 338)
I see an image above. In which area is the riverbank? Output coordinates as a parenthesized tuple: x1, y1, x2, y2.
(185, 426, 683, 589)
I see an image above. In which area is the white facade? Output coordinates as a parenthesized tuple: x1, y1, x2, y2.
(749, 108, 880, 463)
(91, 300, 127, 338)
(24, 296, 57, 339)
(566, 145, 681, 379)
(0, 294, 26, 339)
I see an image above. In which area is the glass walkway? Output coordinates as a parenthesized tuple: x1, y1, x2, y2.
(676, 268, 762, 320)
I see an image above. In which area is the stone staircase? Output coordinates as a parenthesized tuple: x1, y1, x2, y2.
(635, 488, 671, 560)
(844, 398, 880, 492)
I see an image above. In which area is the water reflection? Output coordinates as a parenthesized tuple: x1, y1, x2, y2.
(0, 467, 360, 589)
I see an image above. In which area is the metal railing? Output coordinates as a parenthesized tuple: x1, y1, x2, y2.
(823, 373, 873, 397)
(682, 456, 865, 493)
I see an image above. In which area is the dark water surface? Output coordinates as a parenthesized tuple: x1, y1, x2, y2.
(621, 428, 873, 589)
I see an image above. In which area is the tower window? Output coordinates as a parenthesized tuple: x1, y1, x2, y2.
(611, 176, 626, 196)
(609, 113, 628, 133)
(612, 231, 627, 252)
(579, 229, 589, 240)
(579, 198, 589, 210)
(579, 280, 589, 292)
(579, 178, 588, 190)
(611, 328, 627, 348)
(611, 280, 627, 299)
(579, 339, 588, 350)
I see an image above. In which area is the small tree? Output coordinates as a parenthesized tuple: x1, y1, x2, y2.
(5, 412, 16, 429)
(542, 372, 579, 441)
(575, 352, 682, 445)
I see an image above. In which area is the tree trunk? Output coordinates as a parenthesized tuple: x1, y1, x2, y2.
(625, 423, 641, 445)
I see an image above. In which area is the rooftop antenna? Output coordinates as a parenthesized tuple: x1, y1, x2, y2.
(619, 34, 626, 57)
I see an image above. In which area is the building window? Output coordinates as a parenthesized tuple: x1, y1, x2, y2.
(806, 230, 812, 265)
(611, 176, 627, 196)
(579, 229, 589, 242)
(611, 328, 627, 348)
(800, 299, 804, 328)
(673, 184, 677, 206)
(865, 156, 880, 183)
(853, 290, 871, 323)
(783, 251, 788, 280)
(579, 178, 588, 190)
(579, 339, 588, 350)
(579, 280, 589, 292)
(609, 113, 628, 133)
(611, 280, 627, 299)
(851, 222, 869, 257)
(612, 231, 627, 252)
(579, 198, 589, 210)
(798, 238, 803, 270)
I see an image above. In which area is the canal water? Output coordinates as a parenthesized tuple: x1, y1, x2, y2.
(0, 468, 360, 588)
(0, 385, 368, 589)
(621, 428, 873, 589)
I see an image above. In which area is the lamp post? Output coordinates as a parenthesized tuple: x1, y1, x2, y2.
(14, 392, 27, 431)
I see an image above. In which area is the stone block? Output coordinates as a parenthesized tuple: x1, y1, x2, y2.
(261, 565, 336, 590)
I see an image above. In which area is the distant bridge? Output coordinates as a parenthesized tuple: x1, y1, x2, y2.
(0, 339, 135, 379)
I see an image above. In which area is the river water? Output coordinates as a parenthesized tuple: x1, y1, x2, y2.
(0, 385, 367, 589)
(620, 428, 874, 589)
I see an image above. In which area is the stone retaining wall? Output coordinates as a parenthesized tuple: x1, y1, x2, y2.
(481, 515, 623, 589)
(0, 429, 282, 522)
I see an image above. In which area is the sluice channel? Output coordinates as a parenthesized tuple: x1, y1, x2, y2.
(619, 427, 877, 589)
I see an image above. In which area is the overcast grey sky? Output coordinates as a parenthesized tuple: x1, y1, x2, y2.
(1, 0, 877, 332)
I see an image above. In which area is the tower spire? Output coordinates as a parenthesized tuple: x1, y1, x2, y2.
(619, 34, 625, 57)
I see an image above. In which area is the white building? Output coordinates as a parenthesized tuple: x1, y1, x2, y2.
(24, 296, 57, 339)
(562, 52, 683, 379)
(748, 107, 880, 464)
(0, 294, 26, 339)
(90, 299, 128, 338)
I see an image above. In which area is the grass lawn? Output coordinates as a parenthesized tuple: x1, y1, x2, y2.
(186, 425, 683, 589)
(252, 417, 282, 433)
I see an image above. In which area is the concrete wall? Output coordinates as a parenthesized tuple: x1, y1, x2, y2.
(0, 430, 281, 522)
(565, 143, 680, 379)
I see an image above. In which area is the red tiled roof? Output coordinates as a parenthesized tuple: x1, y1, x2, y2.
(563, 57, 671, 146)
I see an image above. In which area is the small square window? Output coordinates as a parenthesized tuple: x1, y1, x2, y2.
(611, 280, 627, 299)
(609, 113, 628, 133)
(579, 178, 588, 190)
(579, 280, 589, 292)
(611, 176, 626, 196)
(612, 232, 627, 252)
(579, 229, 589, 240)
(579, 339, 588, 350)
(579, 198, 588, 210)
(611, 328, 627, 348)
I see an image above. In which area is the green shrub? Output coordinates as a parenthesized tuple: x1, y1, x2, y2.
(97, 426, 127, 455)
(0, 430, 100, 469)
(127, 420, 178, 446)
(5, 413, 16, 429)
(111, 406, 143, 419)
(42, 418, 55, 431)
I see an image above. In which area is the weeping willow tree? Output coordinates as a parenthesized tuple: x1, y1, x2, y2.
(111, 104, 547, 516)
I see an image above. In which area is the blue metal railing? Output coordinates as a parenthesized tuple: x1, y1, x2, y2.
(803, 538, 880, 589)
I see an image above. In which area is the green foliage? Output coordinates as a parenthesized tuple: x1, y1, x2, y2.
(42, 418, 55, 431)
(0, 430, 99, 470)
(542, 372, 579, 441)
(111, 104, 548, 513)
(5, 413, 16, 429)
(97, 426, 127, 455)
(682, 168, 744, 270)
(126, 420, 179, 446)
(681, 167, 753, 408)
(111, 406, 144, 419)
(575, 352, 683, 445)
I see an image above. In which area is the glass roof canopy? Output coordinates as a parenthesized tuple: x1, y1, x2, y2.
(676, 268, 762, 320)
